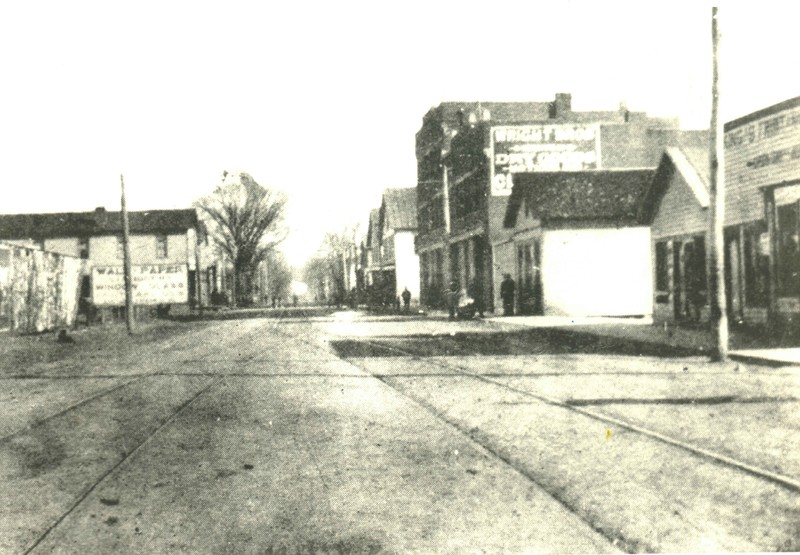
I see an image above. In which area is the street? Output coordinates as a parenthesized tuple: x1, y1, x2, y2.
(0, 311, 798, 554)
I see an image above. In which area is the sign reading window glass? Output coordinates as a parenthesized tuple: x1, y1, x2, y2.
(92, 264, 188, 305)
(490, 124, 600, 195)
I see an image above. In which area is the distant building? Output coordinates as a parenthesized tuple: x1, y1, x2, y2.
(503, 169, 655, 317)
(366, 188, 420, 307)
(0, 207, 216, 312)
(415, 92, 701, 311)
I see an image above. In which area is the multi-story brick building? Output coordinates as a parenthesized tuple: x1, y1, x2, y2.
(415, 93, 702, 311)
(0, 207, 216, 313)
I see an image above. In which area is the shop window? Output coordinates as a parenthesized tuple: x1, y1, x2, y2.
(654, 241, 669, 297)
(689, 236, 707, 303)
(778, 202, 800, 296)
(744, 226, 769, 307)
(156, 234, 168, 259)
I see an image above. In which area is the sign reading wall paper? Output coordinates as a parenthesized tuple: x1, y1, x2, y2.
(490, 124, 601, 195)
(92, 264, 188, 305)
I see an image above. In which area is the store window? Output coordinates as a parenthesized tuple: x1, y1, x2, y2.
(654, 241, 669, 301)
(778, 202, 800, 296)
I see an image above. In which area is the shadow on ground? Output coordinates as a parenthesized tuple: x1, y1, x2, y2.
(330, 328, 702, 359)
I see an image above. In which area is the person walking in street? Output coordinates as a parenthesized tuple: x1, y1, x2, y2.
(401, 287, 411, 313)
(500, 273, 516, 316)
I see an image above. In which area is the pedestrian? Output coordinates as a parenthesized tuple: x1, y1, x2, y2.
(447, 279, 459, 320)
(468, 278, 484, 318)
(401, 287, 411, 313)
(500, 273, 516, 316)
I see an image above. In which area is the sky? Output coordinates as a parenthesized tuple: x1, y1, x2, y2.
(1, 1, 798, 267)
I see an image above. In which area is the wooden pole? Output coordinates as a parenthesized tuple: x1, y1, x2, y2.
(120, 174, 135, 334)
(709, 6, 728, 361)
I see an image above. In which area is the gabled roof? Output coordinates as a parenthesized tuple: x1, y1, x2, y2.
(0, 208, 199, 240)
(380, 188, 417, 232)
(639, 147, 711, 224)
(504, 169, 656, 228)
(664, 146, 710, 207)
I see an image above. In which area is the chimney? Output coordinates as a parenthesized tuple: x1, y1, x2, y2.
(94, 206, 107, 226)
(553, 93, 572, 117)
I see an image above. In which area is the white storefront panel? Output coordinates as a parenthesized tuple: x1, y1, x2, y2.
(541, 227, 652, 317)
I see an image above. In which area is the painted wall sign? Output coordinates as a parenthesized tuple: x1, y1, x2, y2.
(490, 124, 600, 195)
(92, 264, 188, 305)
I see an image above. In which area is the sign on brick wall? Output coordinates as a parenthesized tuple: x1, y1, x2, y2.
(92, 264, 188, 305)
(490, 123, 601, 196)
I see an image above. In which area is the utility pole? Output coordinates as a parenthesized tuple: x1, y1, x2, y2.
(709, 6, 728, 361)
(120, 174, 135, 334)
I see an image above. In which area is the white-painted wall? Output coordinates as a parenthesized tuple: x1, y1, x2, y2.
(393, 231, 420, 301)
(541, 227, 652, 317)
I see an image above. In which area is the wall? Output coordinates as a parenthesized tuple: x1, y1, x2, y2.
(393, 231, 420, 301)
(0, 243, 82, 333)
(651, 169, 708, 239)
(541, 227, 653, 317)
(725, 98, 800, 225)
(44, 237, 81, 258)
(89, 233, 189, 267)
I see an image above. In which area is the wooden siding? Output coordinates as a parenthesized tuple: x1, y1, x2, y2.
(725, 102, 800, 225)
(651, 170, 708, 239)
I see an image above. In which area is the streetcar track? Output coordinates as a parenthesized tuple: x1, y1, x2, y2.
(272, 323, 644, 553)
(0, 375, 149, 446)
(23, 375, 224, 555)
(351, 337, 800, 493)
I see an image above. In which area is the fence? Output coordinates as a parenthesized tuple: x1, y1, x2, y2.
(0, 242, 82, 333)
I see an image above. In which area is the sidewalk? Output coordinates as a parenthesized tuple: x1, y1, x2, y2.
(481, 313, 800, 367)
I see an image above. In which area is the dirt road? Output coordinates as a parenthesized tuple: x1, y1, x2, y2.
(1, 316, 619, 554)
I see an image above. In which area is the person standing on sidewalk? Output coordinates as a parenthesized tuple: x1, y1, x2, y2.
(447, 280, 459, 320)
(500, 273, 516, 316)
(401, 287, 411, 313)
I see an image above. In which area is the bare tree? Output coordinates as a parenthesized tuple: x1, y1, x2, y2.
(304, 227, 357, 306)
(196, 171, 287, 307)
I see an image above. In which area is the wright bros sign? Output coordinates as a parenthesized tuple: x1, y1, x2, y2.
(92, 264, 189, 305)
(490, 123, 601, 195)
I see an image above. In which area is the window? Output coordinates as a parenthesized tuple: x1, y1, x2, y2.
(655, 241, 669, 293)
(79, 237, 89, 259)
(116, 236, 124, 259)
(156, 234, 168, 259)
(778, 202, 800, 296)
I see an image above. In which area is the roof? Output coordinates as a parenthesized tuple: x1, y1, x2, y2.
(504, 169, 657, 228)
(380, 188, 417, 231)
(665, 146, 710, 207)
(0, 208, 199, 240)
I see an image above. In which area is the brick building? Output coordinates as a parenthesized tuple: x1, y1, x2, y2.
(415, 93, 701, 310)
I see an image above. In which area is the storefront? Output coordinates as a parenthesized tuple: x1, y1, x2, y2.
(647, 96, 800, 325)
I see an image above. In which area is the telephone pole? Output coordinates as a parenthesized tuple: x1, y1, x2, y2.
(709, 6, 728, 361)
(121, 174, 135, 334)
